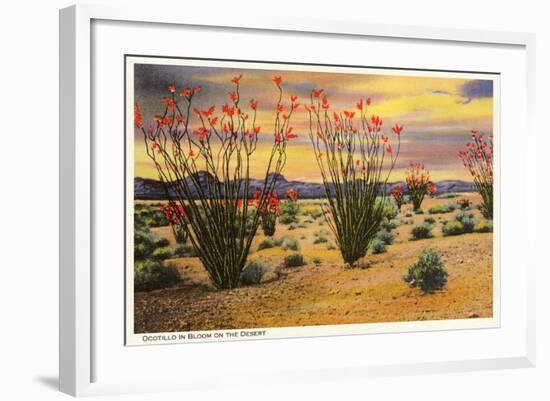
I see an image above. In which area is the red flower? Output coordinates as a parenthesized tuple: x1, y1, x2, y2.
(193, 127, 209, 141)
(231, 74, 243, 84)
(193, 85, 201, 94)
(210, 117, 218, 126)
(163, 97, 177, 111)
(366, 97, 371, 106)
(312, 89, 324, 98)
(168, 84, 176, 93)
(228, 91, 238, 103)
(427, 183, 436, 194)
(250, 99, 258, 110)
(134, 103, 143, 128)
(344, 111, 355, 119)
(285, 127, 298, 140)
(176, 115, 185, 124)
(392, 124, 404, 135)
(386, 144, 392, 153)
(356, 99, 363, 110)
(273, 75, 282, 86)
(222, 103, 235, 116)
(292, 102, 300, 111)
(285, 188, 298, 201)
(276, 103, 284, 113)
(162, 116, 173, 126)
(291, 95, 298, 102)
(254, 126, 261, 134)
(179, 88, 191, 97)
(274, 134, 281, 143)
(202, 105, 216, 118)
(322, 96, 330, 110)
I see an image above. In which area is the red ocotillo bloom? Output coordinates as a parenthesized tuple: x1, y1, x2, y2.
(458, 130, 493, 219)
(306, 91, 403, 266)
(405, 162, 433, 211)
(134, 75, 298, 289)
(391, 185, 406, 210)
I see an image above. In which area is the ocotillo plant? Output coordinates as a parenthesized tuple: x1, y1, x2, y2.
(406, 162, 432, 211)
(134, 74, 298, 289)
(391, 185, 406, 210)
(254, 190, 281, 236)
(458, 130, 493, 219)
(306, 92, 402, 266)
(161, 203, 188, 244)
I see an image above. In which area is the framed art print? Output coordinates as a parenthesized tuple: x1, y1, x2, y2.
(59, 4, 536, 396)
(125, 56, 500, 346)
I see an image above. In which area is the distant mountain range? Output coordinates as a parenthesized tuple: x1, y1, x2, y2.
(134, 172, 475, 200)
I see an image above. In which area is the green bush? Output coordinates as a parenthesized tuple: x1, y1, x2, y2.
(455, 212, 475, 233)
(287, 224, 297, 231)
(381, 200, 399, 220)
(424, 217, 436, 225)
(155, 237, 170, 248)
(284, 253, 306, 267)
(381, 218, 401, 230)
(173, 243, 198, 257)
(257, 238, 276, 250)
(371, 239, 387, 254)
(442, 220, 465, 236)
(312, 257, 322, 265)
(474, 220, 493, 233)
(405, 212, 413, 217)
(376, 230, 395, 245)
(151, 247, 173, 261)
(279, 214, 298, 225)
(313, 235, 328, 244)
(428, 203, 456, 214)
(240, 261, 267, 285)
(134, 228, 157, 261)
(303, 208, 323, 220)
(414, 209, 424, 215)
(134, 260, 182, 291)
(404, 248, 448, 293)
(326, 243, 337, 250)
(410, 223, 434, 240)
(282, 237, 300, 251)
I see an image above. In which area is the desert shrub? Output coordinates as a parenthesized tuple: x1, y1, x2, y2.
(151, 247, 173, 261)
(437, 192, 458, 199)
(326, 242, 337, 250)
(297, 223, 308, 229)
(257, 238, 276, 250)
(312, 257, 322, 265)
(155, 237, 170, 248)
(380, 200, 399, 220)
(313, 235, 329, 244)
(376, 230, 395, 245)
(284, 253, 306, 267)
(282, 237, 300, 251)
(455, 211, 475, 233)
(428, 203, 456, 214)
(474, 219, 493, 233)
(279, 213, 297, 225)
(424, 217, 436, 225)
(414, 209, 424, 215)
(405, 212, 413, 217)
(303, 208, 323, 220)
(457, 198, 472, 210)
(410, 223, 434, 240)
(381, 218, 400, 230)
(288, 224, 297, 231)
(134, 228, 157, 260)
(240, 261, 267, 285)
(173, 243, 198, 257)
(134, 260, 181, 291)
(371, 239, 387, 254)
(404, 248, 448, 293)
(442, 220, 465, 236)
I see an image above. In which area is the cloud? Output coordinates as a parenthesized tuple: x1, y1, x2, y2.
(460, 80, 493, 101)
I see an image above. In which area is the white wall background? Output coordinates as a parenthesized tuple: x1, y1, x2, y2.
(0, 0, 547, 399)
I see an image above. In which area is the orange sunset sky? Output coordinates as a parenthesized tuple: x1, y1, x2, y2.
(132, 61, 495, 183)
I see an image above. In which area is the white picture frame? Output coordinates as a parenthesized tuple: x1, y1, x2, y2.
(59, 4, 536, 397)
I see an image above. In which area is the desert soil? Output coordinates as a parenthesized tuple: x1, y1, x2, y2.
(134, 193, 493, 333)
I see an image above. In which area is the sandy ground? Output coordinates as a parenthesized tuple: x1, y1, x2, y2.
(134, 193, 493, 333)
